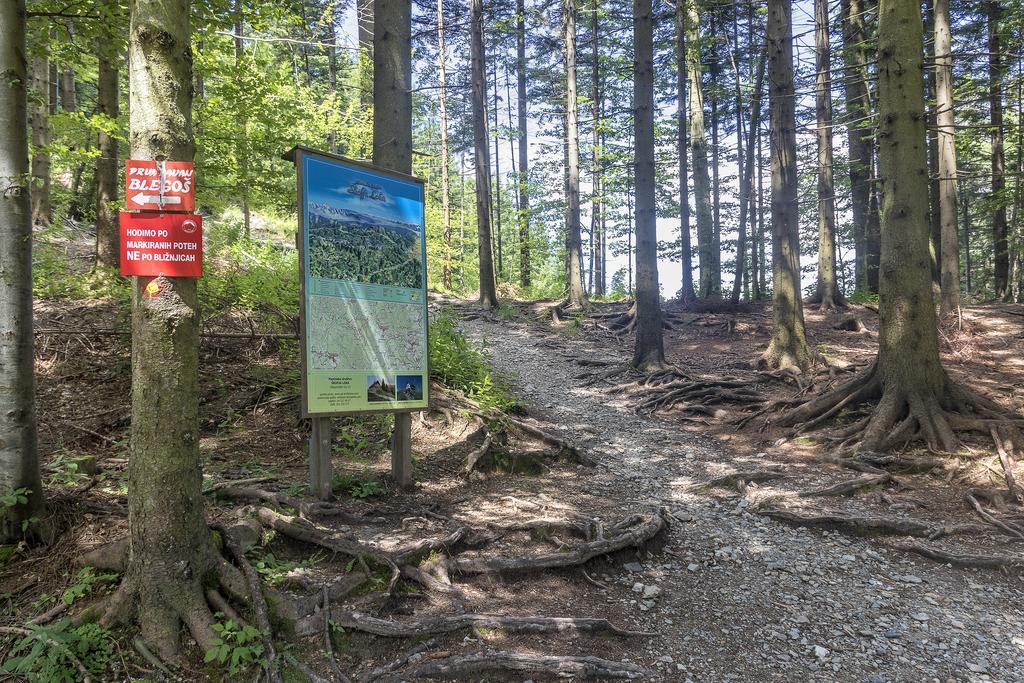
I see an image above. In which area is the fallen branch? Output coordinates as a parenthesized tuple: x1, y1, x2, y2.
(385, 650, 648, 680)
(329, 611, 656, 638)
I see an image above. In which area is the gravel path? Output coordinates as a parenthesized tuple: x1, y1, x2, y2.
(461, 311, 1024, 683)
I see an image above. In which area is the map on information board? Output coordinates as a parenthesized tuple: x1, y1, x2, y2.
(296, 149, 429, 416)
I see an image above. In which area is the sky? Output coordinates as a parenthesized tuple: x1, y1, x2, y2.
(305, 155, 424, 227)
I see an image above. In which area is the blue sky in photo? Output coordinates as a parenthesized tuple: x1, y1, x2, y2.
(304, 156, 424, 228)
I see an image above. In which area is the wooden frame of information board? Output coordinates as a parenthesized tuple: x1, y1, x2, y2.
(289, 145, 430, 420)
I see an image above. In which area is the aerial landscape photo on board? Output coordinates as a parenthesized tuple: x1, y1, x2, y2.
(305, 158, 424, 289)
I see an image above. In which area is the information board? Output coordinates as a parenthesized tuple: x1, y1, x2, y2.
(295, 148, 429, 417)
(119, 212, 203, 277)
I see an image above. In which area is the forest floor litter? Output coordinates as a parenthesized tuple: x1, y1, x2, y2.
(3, 285, 1024, 681)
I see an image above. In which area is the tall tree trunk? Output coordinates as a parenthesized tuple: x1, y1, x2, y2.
(437, 0, 453, 290)
(757, 120, 765, 296)
(0, 0, 45, 544)
(470, 0, 497, 308)
(710, 25, 721, 294)
(729, 8, 744, 302)
(924, 0, 940, 290)
(29, 55, 50, 226)
(491, 67, 503, 280)
(730, 50, 765, 305)
(988, 1, 1009, 299)
(841, 0, 872, 291)
(122, 0, 226, 659)
(864, 0, 948, 449)
(505, 67, 519, 286)
(516, 0, 531, 289)
(591, 0, 604, 296)
(763, 0, 810, 371)
(633, 0, 664, 370)
(963, 182, 972, 294)
(676, 0, 695, 301)
(327, 3, 338, 152)
(233, 0, 250, 239)
(96, 31, 120, 267)
(935, 0, 960, 315)
(686, 0, 714, 298)
(374, 0, 412, 172)
(564, 0, 585, 307)
(813, 0, 840, 308)
(358, 0, 373, 107)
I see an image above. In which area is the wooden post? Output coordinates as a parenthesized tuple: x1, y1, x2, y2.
(391, 413, 413, 489)
(309, 417, 333, 499)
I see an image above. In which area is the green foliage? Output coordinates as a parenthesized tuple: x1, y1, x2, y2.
(428, 310, 515, 413)
(199, 229, 299, 318)
(1, 620, 114, 682)
(61, 567, 118, 606)
(0, 487, 37, 535)
(247, 550, 324, 586)
(204, 616, 266, 677)
(847, 290, 879, 304)
(330, 471, 385, 499)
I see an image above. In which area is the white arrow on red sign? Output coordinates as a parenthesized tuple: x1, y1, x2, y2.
(131, 192, 182, 206)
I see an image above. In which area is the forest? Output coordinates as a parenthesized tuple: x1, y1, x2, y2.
(2, 0, 1024, 680)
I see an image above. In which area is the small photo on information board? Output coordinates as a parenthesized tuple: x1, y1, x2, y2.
(294, 147, 429, 417)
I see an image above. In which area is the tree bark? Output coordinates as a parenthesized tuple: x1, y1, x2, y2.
(685, 0, 715, 299)
(710, 20, 721, 295)
(924, 0, 940, 291)
(233, 0, 250, 239)
(934, 0, 960, 315)
(591, 0, 604, 296)
(813, 0, 840, 308)
(358, 0, 373, 107)
(0, 0, 45, 544)
(373, 0, 412, 174)
(866, 0, 947, 449)
(29, 55, 50, 227)
(988, 1, 1009, 299)
(96, 28, 120, 268)
(491, 65, 503, 280)
(516, 0, 531, 290)
(841, 0, 872, 291)
(124, 0, 222, 660)
(632, 0, 664, 370)
(437, 0, 453, 290)
(763, 0, 811, 371)
(470, 0, 498, 308)
(564, 0, 585, 307)
(730, 50, 765, 305)
(675, 0, 695, 301)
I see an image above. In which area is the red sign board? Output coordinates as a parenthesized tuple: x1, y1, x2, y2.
(125, 160, 195, 212)
(119, 212, 203, 277)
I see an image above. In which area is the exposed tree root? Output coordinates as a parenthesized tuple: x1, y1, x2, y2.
(328, 611, 656, 638)
(357, 638, 438, 682)
(760, 507, 986, 539)
(586, 302, 689, 337)
(775, 359, 1024, 457)
(215, 487, 384, 524)
(800, 472, 893, 497)
(964, 489, 1024, 541)
(634, 366, 764, 417)
(384, 649, 648, 680)
(883, 540, 1024, 572)
(700, 468, 787, 491)
(217, 524, 282, 683)
(451, 511, 667, 575)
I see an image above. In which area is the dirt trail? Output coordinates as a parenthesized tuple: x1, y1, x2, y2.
(459, 308, 1024, 682)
